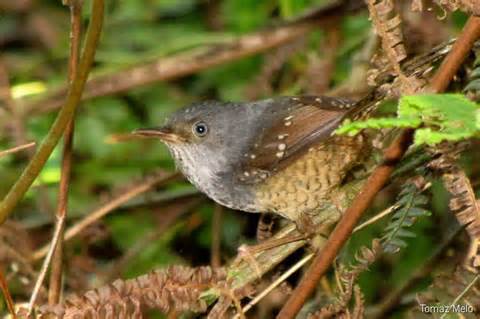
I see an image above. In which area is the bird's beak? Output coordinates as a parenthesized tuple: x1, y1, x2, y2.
(132, 127, 185, 143)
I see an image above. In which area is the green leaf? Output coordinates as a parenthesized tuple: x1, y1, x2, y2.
(335, 117, 421, 136)
(337, 94, 480, 146)
(476, 109, 480, 129)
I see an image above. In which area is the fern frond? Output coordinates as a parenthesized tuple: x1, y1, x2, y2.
(382, 180, 431, 254)
(431, 0, 480, 16)
(32, 266, 226, 318)
(464, 48, 480, 100)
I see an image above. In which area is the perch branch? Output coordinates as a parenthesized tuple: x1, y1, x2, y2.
(276, 16, 480, 319)
(0, 0, 105, 225)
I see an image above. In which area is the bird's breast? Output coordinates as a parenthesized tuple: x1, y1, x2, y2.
(170, 146, 258, 212)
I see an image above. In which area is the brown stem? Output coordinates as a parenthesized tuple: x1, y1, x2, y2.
(276, 16, 480, 319)
(0, 266, 16, 319)
(48, 0, 83, 305)
(429, 17, 480, 93)
(0, 0, 104, 225)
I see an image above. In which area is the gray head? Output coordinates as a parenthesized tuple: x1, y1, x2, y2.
(133, 100, 265, 196)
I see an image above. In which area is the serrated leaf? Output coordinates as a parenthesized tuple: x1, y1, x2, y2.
(336, 117, 421, 136)
(412, 197, 429, 207)
(382, 182, 431, 254)
(337, 94, 480, 146)
(408, 207, 431, 217)
(396, 228, 416, 238)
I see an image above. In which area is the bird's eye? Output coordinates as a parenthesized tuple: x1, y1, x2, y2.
(192, 121, 208, 137)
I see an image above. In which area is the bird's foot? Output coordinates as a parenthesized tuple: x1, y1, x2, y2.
(294, 213, 318, 237)
(240, 234, 308, 255)
(295, 212, 331, 251)
(237, 233, 308, 278)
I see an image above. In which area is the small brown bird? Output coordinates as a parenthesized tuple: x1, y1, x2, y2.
(134, 96, 376, 228)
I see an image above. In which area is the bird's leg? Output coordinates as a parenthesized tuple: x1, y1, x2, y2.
(294, 211, 319, 237)
(239, 233, 308, 255)
(241, 210, 327, 256)
(256, 213, 276, 242)
(237, 214, 309, 272)
(237, 232, 309, 278)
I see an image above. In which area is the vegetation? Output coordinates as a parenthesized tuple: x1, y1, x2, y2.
(0, 0, 480, 318)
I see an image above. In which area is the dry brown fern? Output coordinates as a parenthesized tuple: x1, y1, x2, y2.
(26, 265, 226, 318)
(429, 144, 480, 270)
(367, 0, 425, 94)
(429, 0, 480, 16)
(307, 240, 382, 318)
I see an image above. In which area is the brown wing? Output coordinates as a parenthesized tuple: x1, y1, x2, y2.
(237, 96, 355, 184)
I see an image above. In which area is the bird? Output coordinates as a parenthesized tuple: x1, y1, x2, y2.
(133, 95, 379, 230)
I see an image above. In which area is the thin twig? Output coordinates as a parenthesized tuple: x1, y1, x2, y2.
(32, 171, 177, 260)
(234, 253, 314, 319)
(0, 142, 36, 158)
(48, 0, 83, 305)
(361, 182, 430, 241)
(0, 0, 105, 225)
(353, 205, 398, 232)
(0, 266, 17, 319)
(276, 16, 480, 319)
(27, 215, 65, 314)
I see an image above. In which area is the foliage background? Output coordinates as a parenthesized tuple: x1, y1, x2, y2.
(0, 0, 479, 318)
